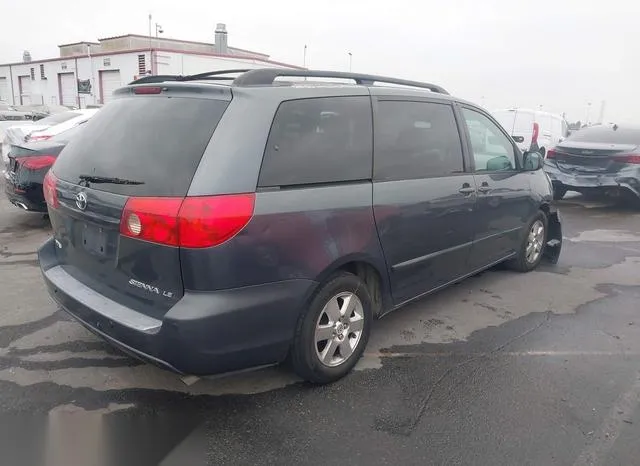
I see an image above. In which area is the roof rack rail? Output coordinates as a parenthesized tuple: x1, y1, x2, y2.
(176, 69, 253, 82)
(232, 69, 449, 95)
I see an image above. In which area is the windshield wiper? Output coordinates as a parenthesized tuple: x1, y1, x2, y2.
(78, 175, 145, 185)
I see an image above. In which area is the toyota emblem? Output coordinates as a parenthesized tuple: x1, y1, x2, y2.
(75, 192, 88, 211)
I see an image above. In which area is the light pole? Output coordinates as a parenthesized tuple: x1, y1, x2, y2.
(348, 52, 352, 72)
(586, 102, 592, 126)
(303, 45, 307, 68)
(153, 23, 163, 74)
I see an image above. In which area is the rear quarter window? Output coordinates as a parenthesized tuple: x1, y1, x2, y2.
(258, 96, 373, 187)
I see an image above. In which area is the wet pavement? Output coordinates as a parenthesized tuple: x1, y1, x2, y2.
(1, 185, 640, 466)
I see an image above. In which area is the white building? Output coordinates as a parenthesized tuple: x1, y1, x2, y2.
(0, 24, 301, 108)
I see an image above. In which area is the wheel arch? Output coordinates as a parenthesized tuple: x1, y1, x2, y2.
(308, 254, 392, 318)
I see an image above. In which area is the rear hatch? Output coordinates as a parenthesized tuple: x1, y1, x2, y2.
(47, 86, 230, 319)
(549, 142, 638, 174)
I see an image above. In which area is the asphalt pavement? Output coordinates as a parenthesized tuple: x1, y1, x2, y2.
(1, 184, 640, 466)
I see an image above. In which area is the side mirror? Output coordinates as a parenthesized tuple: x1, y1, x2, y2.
(523, 151, 544, 171)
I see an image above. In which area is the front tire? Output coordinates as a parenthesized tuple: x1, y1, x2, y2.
(509, 212, 548, 272)
(291, 273, 372, 384)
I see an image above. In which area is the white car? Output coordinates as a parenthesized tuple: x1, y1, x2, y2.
(491, 108, 570, 156)
(2, 110, 98, 165)
(25, 109, 99, 142)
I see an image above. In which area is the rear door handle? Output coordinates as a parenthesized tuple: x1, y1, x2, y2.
(477, 183, 491, 194)
(459, 184, 476, 195)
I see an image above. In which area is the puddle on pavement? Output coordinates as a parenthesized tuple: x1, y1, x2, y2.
(568, 229, 640, 243)
(1, 256, 639, 397)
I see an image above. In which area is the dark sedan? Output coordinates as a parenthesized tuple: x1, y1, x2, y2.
(544, 124, 640, 202)
(4, 124, 83, 212)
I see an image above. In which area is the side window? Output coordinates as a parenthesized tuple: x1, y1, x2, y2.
(462, 108, 517, 172)
(374, 101, 464, 181)
(258, 96, 372, 187)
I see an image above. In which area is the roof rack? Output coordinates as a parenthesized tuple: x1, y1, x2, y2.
(128, 69, 449, 95)
(128, 70, 252, 86)
(232, 69, 449, 95)
(176, 69, 253, 82)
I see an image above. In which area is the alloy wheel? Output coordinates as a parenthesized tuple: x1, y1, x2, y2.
(314, 292, 365, 367)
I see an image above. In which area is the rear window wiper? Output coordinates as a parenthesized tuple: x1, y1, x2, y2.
(78, 175, 145, 185)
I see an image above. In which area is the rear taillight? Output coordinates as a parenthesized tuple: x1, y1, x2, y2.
(531, 122, 540, 146)
(16, 155, 56, 170)
(546, 149, 556, 159)
(612, 154, 640, 164)
(178, 195, 256, 248)
(43, 171, 59, 208)
(28, 134, 52, 142)
(120, 194, 255, 248)
(120, 198, 183, 246)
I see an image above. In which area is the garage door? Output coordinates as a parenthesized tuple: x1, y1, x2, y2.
(19, 76, 31, 105)
(100, 70, 121, 105)
(59, 73, 77, 107)
(0, 77, 8, 103)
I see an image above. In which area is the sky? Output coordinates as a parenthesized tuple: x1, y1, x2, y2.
(2, 0, 639, 124)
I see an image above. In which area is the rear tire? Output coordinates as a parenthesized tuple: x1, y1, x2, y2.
(509, 212, 548, 272)
(291, 272, 372, 384)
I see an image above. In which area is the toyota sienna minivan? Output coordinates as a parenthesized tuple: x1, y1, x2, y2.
(38, 68, 562, 383)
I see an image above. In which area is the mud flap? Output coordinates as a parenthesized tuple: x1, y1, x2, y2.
(543, 212, 562, 264)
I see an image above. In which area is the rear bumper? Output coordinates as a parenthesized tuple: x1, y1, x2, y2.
(544, 163, 640, 198)
(3, 173, 47, 211)
(38, 237, 317, 376)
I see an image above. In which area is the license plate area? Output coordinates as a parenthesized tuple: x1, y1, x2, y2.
(82, 224, 108, 256)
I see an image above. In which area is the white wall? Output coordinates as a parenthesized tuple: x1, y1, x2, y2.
(0, 51, 296, 107)
(0, 53, 151, 107)
(156, 52, 292, 76)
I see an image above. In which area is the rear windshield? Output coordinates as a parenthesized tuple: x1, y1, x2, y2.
(53, 96, 229, 196)
(567, 126, 640, 145)
(51, 122, 85, 142)
(38, 112, 81, 125)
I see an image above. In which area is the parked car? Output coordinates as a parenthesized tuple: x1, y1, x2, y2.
(0, 102, 34, 121)
(4, 123, 86, 211)
(2, 110, 94, 165)
(492, 108, 569, 156)
(25, 109, 98, 142)
(544, 123, 640, 201)
(38, 69, 562, 384)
